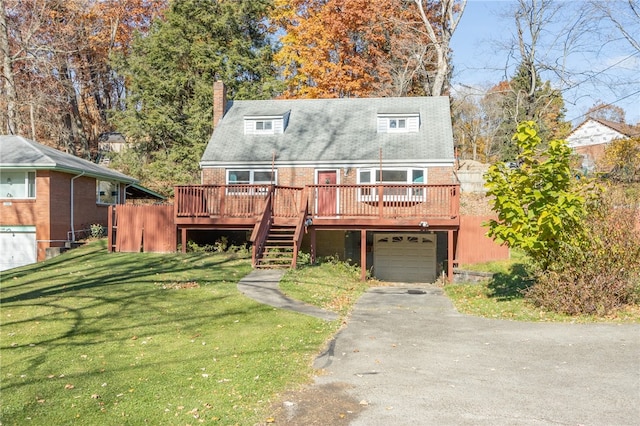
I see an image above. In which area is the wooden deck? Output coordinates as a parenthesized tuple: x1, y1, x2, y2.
(175, 184, 460, 228)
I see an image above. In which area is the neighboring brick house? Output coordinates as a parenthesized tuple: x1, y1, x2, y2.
(567, 117, 640, 172)
(176, 82, 460, 282)
(0, 135, 152, 271)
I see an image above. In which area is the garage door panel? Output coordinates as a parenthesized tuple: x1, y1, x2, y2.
(0, 226, 37, 271)
(373, 233, 437, 283)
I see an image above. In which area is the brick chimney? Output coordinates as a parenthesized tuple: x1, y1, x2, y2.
(213, 81, 227, 128)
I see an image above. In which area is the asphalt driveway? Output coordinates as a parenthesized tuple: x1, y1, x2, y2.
(308, 285, 640, 425)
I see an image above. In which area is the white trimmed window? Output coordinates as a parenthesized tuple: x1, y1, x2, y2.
(255, 120, 273, 132)
(227, 169, 276, 194)
(97, 180, 120, 204)
(0, 170, 36, 199)
(357, 168, 425, 200)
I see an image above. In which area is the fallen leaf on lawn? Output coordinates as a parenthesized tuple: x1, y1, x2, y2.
(65, 384, 75, 390)
(91, 394, 100, 399)
(265, 417, 275, 423)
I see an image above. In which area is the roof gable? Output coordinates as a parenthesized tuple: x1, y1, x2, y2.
(0, 135, 136, 183)
(201, 96, 455, 167)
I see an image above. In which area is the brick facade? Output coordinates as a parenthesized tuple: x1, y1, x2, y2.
(202, 165, 456, 186)
(0, 170, 124, 261)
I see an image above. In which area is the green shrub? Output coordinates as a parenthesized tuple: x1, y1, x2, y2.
(90, 223, 105, 238)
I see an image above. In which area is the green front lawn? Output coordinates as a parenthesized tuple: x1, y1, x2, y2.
(0, 240, 361, 425)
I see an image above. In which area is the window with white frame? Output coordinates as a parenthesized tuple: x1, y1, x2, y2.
(255, 120, 273, 132)
(387, 118, 406, 131)
(227, 169, 277, 194)
(0, 170, 36, 199)
(97, 180, 120, 204)
(357, 168, 425, 200)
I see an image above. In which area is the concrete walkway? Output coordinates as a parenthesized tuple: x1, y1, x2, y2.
(236, 269, 338, 321)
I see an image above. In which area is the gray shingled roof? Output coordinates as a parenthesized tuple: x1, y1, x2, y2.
(0, 135, 137, 183)
(201, 96, 455, 167)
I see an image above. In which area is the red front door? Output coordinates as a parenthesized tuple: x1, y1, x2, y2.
(317, 170, 337, 216)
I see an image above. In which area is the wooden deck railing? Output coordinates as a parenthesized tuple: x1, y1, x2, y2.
(175, 184, 459, 221)
(175, 185, 271, 218)
(307, 184, 459, 219)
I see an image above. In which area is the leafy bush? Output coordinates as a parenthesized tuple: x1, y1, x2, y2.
(526, 188, 640, 315)
(90, 223, 105, 238)
(186, 237, 249, 256)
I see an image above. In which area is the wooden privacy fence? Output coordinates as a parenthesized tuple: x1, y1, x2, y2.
(455, 215, 509, 265)
(108, 205, 176, 253)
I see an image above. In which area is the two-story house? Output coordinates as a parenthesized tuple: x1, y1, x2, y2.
(174, 82, 460, 282)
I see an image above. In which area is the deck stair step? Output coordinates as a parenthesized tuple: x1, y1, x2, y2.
(256, 225, 297, 269)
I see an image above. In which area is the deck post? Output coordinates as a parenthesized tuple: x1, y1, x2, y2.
(181, 228, 187, 253)
(447, 229, 454, 282)
(360, 229, 367, 281)
(310, 227, 316, 264)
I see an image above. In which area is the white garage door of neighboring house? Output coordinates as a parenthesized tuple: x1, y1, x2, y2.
(374, 233, 437, 283)
(0, 226, 37, 271)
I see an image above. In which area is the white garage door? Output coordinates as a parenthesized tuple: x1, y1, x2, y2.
(373, 233, 437, 283)
(0, 226, 37, 271)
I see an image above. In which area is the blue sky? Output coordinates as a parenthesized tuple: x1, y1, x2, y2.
(450, 0, 640, 125)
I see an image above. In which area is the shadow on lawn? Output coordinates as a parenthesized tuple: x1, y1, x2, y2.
(487, 263, 535, 301)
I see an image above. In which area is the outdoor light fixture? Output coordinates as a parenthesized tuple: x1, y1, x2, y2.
(419, 221, 429, 229)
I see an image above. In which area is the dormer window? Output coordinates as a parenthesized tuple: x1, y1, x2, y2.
(255, 120, 273, 132)
(388, 118, 406, 131)
(244, 111, 290, 135)
(377, 113, 419, 133)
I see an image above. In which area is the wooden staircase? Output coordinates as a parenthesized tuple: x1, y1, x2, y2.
(256, 225, 296, 268)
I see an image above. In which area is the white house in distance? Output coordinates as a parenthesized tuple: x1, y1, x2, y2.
(566, 117, 640, 172)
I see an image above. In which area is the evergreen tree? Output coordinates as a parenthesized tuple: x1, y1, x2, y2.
(496, 62, 570, 161)
(111, 0, 277, 195)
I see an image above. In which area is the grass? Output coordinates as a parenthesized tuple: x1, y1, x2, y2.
(279, 258, 373, 316)
(447, 253, 640, 323)
(0, 240, 367, 425)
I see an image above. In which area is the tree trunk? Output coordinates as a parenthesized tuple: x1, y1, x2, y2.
(0, 0, 20, 134)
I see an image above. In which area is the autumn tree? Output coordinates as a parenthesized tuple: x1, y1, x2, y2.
(273, 0, 466, 98)
(273, 0, 399, 98)
(111, 0, 278, 195)
(409, 0, 466, 96)
(0, 0, 164, 153)
(585, 102, 627, 123)
(599, 136, 640, 183)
